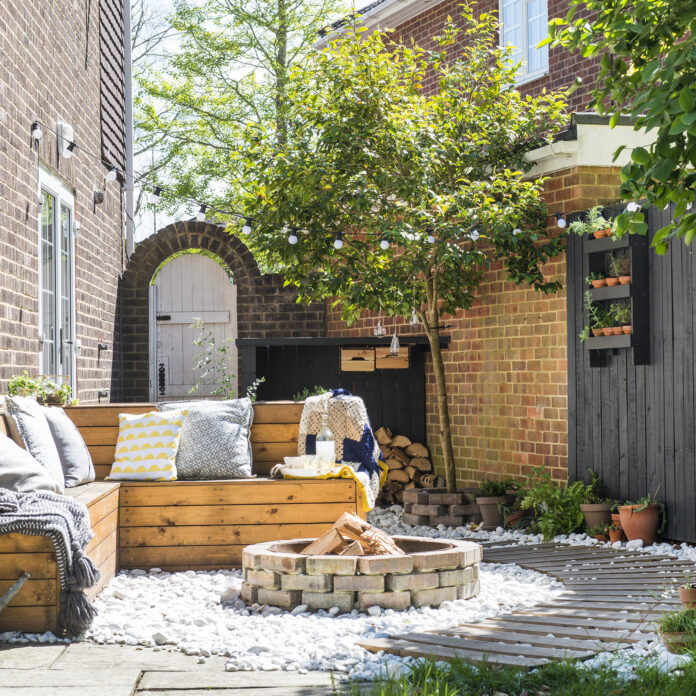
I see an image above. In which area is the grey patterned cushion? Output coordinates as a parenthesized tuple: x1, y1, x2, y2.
(4, 395, 65, 489)
(42, 406, 96, 487)
(157, 399, 253, 479)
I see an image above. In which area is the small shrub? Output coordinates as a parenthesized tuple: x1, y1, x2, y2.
(292, 385, 329, 402)
(478, 478, 519, 497)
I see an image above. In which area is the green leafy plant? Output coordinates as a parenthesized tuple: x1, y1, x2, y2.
(8, 372, 44, 398)
(245, 376, 265, 402)
(623, 490, 667, 535)
(658, 608, 696, 634)
(520, 466, 594, 541)
(568, 206, 611, 237)
(610, 302, 632, 326)
(585, 272, 605, 286)
(580, 290, 613, 341)
(189, 318, 236, 399)
(608, 252, 631, 278)
(292, 386, 330, 402)
(478, 478, 519, 497)
(8, 372, 72, 405)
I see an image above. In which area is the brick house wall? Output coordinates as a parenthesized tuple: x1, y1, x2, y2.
(0, 0, 126, 402)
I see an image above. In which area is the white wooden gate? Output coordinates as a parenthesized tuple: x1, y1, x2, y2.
(149, 253, 237, 402)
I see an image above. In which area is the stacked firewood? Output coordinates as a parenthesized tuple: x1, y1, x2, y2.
(302, 512, 403, 556)
(375, 427, 444, 504)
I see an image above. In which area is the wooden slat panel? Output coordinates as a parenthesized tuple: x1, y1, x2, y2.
(85, 510, 118, 554)
(120, 502, 356, 527)
(119, 480, 357, 506)
(81, 427, 119, 446)
(0, 606, 57, 633)
(120, 523, 331, 548)
(65, 405, 155, 427)
(89, 530, 118, 570)
(252, 402, 304, 424)
(119, 545, 245, 569)
(89, 446, 117, 466)
(86, 551, 118, 601)
(0, 534, 53, 553)
(0, 579, 57, 608)
(85, 490, 120, 528)
(252, 442, 297, 462)
(250, 424, 298, 443)
(0, 554, 57, 580)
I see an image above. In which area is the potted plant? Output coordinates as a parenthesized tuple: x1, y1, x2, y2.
(579, 291, 613, 341)
(476, 478, 519, 530)
(579, 471, 613, 529)
(569, 206, 613, 239)
(679, 578, 696, 609)
(8, 372, 45, 398)
(618, 491, 665, 545)
(657, 608, 696, 654)
(588, 522, 608, 542)
(586, 272, 606, 288)
(608, 523, 623, 543)
(610, 303, 632, 335)
(7, 372, 72, 405)
(610, 253, 632, 285)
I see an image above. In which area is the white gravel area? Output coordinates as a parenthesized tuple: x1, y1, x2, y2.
(3, 504, 696, 680)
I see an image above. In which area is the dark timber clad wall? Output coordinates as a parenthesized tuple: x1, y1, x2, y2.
(567, 204, 696, 542)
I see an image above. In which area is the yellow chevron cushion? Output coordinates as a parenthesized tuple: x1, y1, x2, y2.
(106, 410, 187, 481)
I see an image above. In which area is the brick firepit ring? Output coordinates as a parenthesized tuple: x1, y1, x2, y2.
(241, 536, 482, 613)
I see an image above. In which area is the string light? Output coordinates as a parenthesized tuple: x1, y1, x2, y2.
(196, 204, 207, 221)
(626, 201, 641, 213)
(333, 232, 344, 250)
(31, 121, 43, 141)
(470, 229, 480, 241)
(149, 186, 162, 204)
(513, 228, 521, 236)
(106, 167, 118, 182)
(426, 228, 435, 244)
(555, 212, 567, 229)
(410, 308, 419, 326)
(287, 227, 298, 245)
(380, 238, 390, 250)
(63, 141, 76, 159)
(242, 218, 252, 235)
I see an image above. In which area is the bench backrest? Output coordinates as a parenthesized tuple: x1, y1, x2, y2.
(0, 401, 302, 479)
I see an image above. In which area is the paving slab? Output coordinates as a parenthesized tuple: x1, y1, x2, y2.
(51, 642, 228, 672)
(0, 687, 134, 696)
(138, 688, 356, 696)
(138, 669, 338, 690)
(0, 668, 141, 688)
(0, 644, 66, 669)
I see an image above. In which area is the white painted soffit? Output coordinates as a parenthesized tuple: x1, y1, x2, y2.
(316, 0, 447, 48)
(524, 120, 657, 178)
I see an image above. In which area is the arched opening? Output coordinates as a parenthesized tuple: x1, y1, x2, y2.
(149, 249, 237, 402)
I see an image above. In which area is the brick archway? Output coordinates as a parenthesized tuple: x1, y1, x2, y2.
(115, 220, 325, 401)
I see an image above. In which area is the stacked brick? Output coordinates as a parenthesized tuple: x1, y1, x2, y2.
(402, 488, 482, 528)
(241, 536, 481, 612)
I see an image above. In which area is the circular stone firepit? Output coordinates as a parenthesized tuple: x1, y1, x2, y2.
(241, 536, 481, 613)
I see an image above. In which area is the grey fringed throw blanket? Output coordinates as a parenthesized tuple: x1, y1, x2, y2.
(0, 489, 100, 635)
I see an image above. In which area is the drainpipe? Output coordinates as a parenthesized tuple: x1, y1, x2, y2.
(123, 0, 135, 258)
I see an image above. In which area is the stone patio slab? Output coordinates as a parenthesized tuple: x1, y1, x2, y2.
(0, 644, 66, 669)
(0, 668, 141, 687)
(138, 669, 337, 690)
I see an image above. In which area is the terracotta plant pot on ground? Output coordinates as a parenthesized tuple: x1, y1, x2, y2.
(609, 529, 623, 543)
(619, 503, 660, 545)
(580, 503, 612, 529)
(619, 275, 631, 285)
(591, 279, 607, 288)
(622, 325, 632, 335)
(476, 495, 513, 531)
(679, 587, 696, 609)
(660, 631, 695, 655)
(606, 277, 620, 286)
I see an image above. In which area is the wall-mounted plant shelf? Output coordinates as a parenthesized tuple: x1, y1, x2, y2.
(582, 232, 649, 367)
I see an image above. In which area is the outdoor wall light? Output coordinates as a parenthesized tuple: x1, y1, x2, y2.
(94, 189, 105, 205)
(555, 212, 567, 229)
(63, 141, 76, 159)
(149, 186, 162, 204)
(31, 121, 43, 141)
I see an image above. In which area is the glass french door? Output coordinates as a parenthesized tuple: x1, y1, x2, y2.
(39, 169, 75, 391)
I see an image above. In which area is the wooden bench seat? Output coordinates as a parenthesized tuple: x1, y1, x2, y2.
(0, 401, 362, 633)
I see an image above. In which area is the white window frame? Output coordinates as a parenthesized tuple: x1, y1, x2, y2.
(499, 0, 549, 86)
(38, 166, 77, 394)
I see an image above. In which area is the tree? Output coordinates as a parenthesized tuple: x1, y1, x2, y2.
(548, 1, 696, 254)
(135, 0, 345, 223)
(241, 6, 567, 492)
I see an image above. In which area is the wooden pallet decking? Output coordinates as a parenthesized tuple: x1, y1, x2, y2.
(358, 543, 692, 667)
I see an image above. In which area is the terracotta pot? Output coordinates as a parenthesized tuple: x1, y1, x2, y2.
(506, 510, 526, 527)
(606, 277, 620, 286)
(679, 586, 696, 609)
(622, 325, 632, 335)
(594, 534, 607, 542)
(580, 503, 612, 529)
(609, 529, 623, 543)
(611, 326, 623, 335)
(476, 496, 510, 530)
(592, 328, 602, 337)
(601, 327, 613, 336)
(660, 631, 695, 655)
(619, 503, 660, 545)
(591, 279, 607, 288)
(619, 275, 631, 285)
(594, 228, 611, 238)
(611, 513, 621, 526)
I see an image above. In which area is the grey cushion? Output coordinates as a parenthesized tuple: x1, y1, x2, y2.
(4, 396, 65, 488)
(157, 399, 254, 479)
(42, 406, 96, 488)
(0, 432, 64, 494)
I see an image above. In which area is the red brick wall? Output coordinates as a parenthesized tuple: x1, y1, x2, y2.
(327, 165, 622, 486)
(390, 0, 599, 112)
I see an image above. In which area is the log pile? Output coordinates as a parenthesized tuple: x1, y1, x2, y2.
(301, 512, 404, 556)
(375, 427, 444, 505)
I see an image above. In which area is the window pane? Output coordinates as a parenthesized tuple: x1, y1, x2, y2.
(40, 190, 55, 375)
(502, 0, 524, 67)
(527, 0, 549, 73)
(60, 203, 73, 381)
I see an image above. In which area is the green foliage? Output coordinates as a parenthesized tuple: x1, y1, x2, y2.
(549, 1, 696, 253)
(292, 385, 329, 402)
(623, 489, 667, 535)
(585, 272, 605, 285)
(520, 466, 594, 540)
(136, 0, 345, 242)
(478, 478, 519, 497)
(349, 653, 696, 696)
(659, 608, 696, 634)
(608, 251, 631, 278)
(580, 290, 613, 341)
(568, 206, 612, 237)
(610, 302, 632, 326)
(8, 372, 72, 405)
(189, 318, 236, 399)
(150, 249, 235, 285)
(246, 376, 266, 402)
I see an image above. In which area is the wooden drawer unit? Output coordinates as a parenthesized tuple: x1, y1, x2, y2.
(340, 348, 375, 372)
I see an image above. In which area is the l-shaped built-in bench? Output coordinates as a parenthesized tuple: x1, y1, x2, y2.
(0, 401, 363, 633)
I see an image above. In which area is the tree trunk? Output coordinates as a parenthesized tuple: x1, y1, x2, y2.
(424, 320, 457, 493)
(274, 0, 289, 147)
